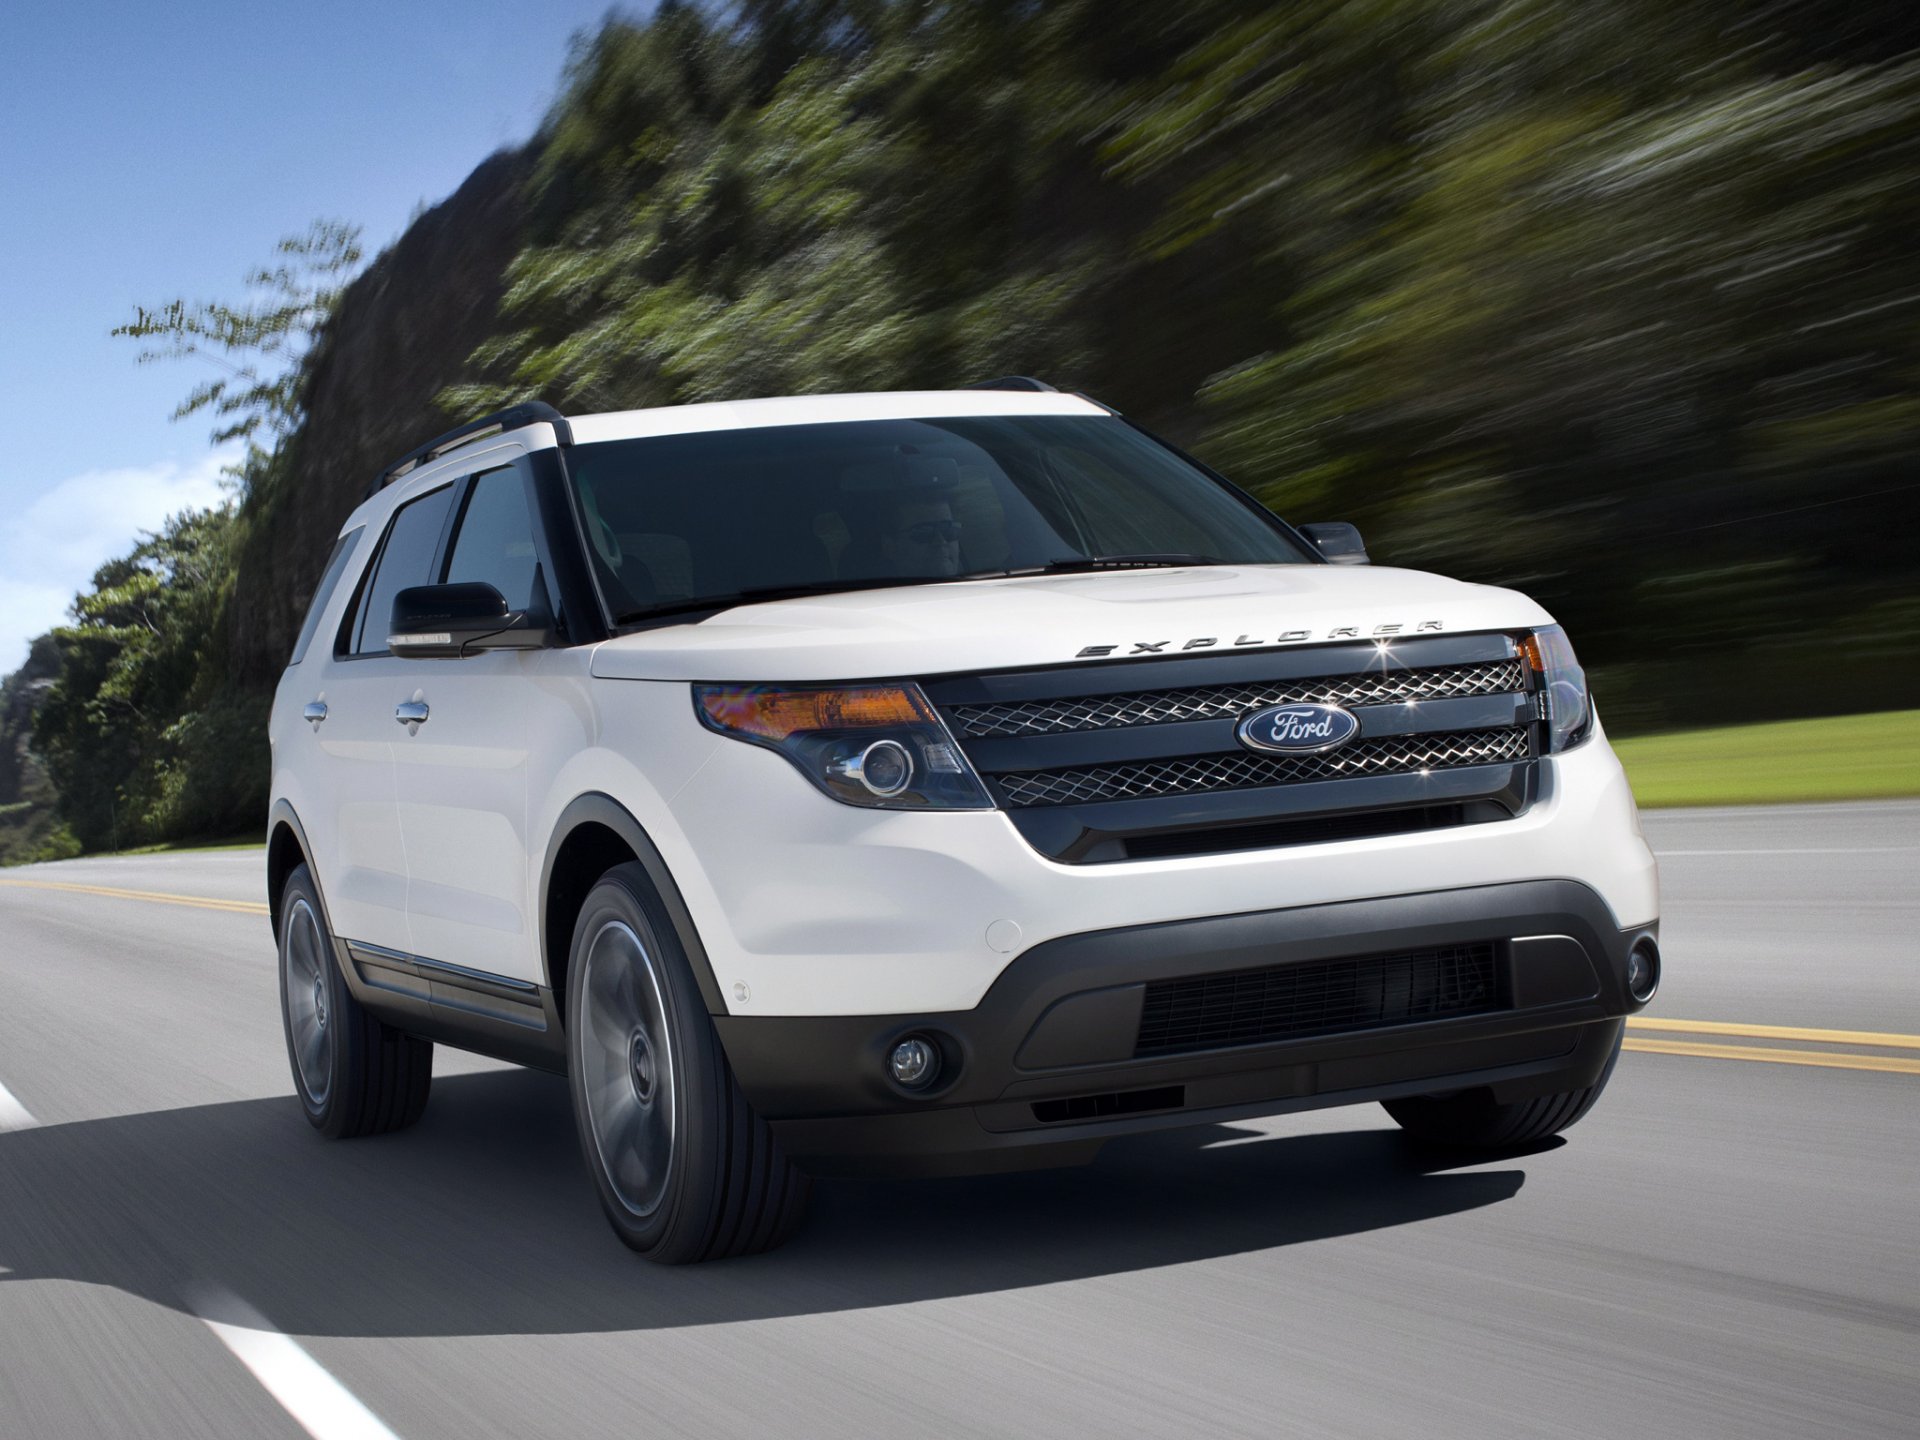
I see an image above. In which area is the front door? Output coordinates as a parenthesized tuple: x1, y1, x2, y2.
(392, 462, 542, 986)
(311, 480, 458, 952)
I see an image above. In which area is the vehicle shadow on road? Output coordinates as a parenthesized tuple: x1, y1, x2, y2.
(0, 1068, 1541, 1338)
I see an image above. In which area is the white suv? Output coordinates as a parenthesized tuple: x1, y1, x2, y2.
(268, 382, 1660, 1263)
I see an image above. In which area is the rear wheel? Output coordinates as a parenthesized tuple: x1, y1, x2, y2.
(566, 862, 809, 1263)
(1383, 1025, 1623, 1150)
(278, 863, 432, 1138)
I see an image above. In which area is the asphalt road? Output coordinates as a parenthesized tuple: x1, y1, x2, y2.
(1, 803, 1915, 1439)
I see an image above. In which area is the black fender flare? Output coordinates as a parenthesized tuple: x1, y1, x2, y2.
(538, 793, 726, 1015)
(265, 799, 328, 940)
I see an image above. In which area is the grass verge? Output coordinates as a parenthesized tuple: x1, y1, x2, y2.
(1612, 709, 1920, 808)
(105, 834, 266, 857)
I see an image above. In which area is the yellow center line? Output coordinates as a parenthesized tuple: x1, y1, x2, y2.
(1626, 1015, 1920, 1051)
(0, 877, 269, 916)
(1623, 1037, 1920, 1076)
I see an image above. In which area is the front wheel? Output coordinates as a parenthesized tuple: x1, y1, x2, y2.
(565, 862, 809, 1263)
(1383, 1025, 1623, 1149)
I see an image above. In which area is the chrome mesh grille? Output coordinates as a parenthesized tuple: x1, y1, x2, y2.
(993, 727, 1531, 808)
(949, 659, 1527, 738)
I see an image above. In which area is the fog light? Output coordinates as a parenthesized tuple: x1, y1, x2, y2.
(1626, 938, 1661, 1004)
(889, 1036, 938, 1088)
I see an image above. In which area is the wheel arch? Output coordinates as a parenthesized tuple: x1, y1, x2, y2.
(266, 800, 322, 939)
(539, 794, 726, 1020)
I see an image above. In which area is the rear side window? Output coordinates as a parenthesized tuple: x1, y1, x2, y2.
(344, 486, 455, 655)
(444, 467, 539, 611)
(289, 527, 363, 666)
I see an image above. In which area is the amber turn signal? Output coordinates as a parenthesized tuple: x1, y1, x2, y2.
(697, 684, 930, 740)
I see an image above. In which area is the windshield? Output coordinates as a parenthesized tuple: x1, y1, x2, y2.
(564, 414, 1312, 623)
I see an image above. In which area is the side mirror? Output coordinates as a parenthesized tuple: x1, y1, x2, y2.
(388, 582, 551, 659)
(1299, 522, 1370, 566)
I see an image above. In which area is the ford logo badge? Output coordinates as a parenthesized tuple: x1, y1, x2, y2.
(1237, 702, 1360, 755)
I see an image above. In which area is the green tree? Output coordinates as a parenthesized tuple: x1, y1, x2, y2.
(0, 635, 75, 865)
(33, 508, 256, 851)
(112, 219, 363, 493)
(26, 221, 365, 854)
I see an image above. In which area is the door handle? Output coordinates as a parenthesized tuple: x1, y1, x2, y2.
(394, 699, 430, 728)
(303, 700, 328, 728)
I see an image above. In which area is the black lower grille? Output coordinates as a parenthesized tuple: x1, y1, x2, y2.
(1134, 943, 1502, 1057)
(1031, 1085, 1186, 1124)
(1119, 802, 1480, 861)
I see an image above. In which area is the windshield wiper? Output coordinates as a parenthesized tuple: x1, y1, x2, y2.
(987, 553, 1226, 577)
(613, 575, 955, 625)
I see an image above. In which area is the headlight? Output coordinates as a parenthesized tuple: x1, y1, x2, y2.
(694, 683, 992, 809)
(1521, 625, 1591, 753)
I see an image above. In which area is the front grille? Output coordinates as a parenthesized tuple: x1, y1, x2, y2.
(1134, 943, 1502, 1057)
(950, 658, 1526, 738)
(994, 727, 1530, 808)
(924, 635, 1540, 861)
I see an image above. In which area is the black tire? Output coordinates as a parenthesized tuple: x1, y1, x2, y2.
(565, 862, 809, 1263)
(1383, 1026, 1622, 1150)
(277, 863, 432, 1138)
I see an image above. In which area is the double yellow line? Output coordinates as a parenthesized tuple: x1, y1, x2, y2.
(4, 875, 1917, 1076)
(0, 876, 269, 917)
(1624, 1017, 1920, 1076)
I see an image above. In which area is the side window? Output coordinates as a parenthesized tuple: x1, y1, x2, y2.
(289, 527, 363, 667)
(444, 467, 539, 611)
(344, 486, 456, 656)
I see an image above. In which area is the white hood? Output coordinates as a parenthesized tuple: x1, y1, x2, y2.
(587, 564, 1554, 683)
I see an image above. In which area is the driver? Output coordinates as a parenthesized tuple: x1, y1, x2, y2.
(878, 495, 963, 578)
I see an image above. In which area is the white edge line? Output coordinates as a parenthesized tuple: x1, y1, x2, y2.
(187, 1287, 401, 1440)
(1651, 847, 1919, 856)
(0, 1077, 39, 1132)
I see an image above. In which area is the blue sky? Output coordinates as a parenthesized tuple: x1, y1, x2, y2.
(0, 0, 640, 672)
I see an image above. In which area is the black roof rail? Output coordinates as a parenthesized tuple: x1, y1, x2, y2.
(964, 375, 1057, 392)
(365, 401, 572, 500)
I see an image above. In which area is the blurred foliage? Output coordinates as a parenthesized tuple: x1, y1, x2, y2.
(18, 1, 1920, 858)
(20, 228, 355, 854)
(456, 0, 1920, 729)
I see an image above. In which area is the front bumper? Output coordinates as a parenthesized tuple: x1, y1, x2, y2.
(714, 879, 1654, 1174)
(664, 712, 1657, 1017)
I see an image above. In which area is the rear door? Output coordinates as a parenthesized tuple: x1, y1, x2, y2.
(392, 459, 545, 989)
